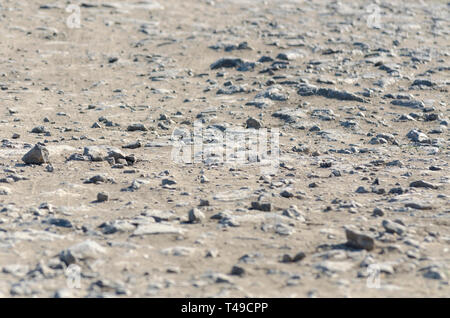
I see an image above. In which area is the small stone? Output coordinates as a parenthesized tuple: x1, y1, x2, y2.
(22, 144, 50, 165)
(200, 175, 209, 183)
(320, 161, 332, 168)
(122, 141, 142, 149)
(251, 201, 271, 212)
(246, 117, 262, 129)
(409, 180, 438, 190)
(97, 192, 109, 202)
(382, 220, 406, 235)
(280, 189, 294, 198)
(161, 178, 176, 186)
(85, 174, 109, 184)
(355, 186, 369, 194)
(0, 186, 11, 195)
(407, 129, 429, 143)
(205, 249, 219, 258)
(372, 208, 384, 217)
(46, 218, 73, 228)
(276, 51, 303, 61)
(345, 229, 375, 251)
(127, 123, 148, 132)
(230, 265, 245, 277)
(210, 57, 244, 70)
(60, 240, 106, 265)
(423, 267, 447, 280)
(404, 202, 433, 210)
(31, 126, 47, 133)
(188, 208, 205, 223)
(389, 187, 404, 195)
(292, 252, 306, 262)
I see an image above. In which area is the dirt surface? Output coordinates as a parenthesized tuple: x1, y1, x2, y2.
(0, 0, 449, 297)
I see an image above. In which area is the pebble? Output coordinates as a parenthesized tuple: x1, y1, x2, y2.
(22, 144, 50, 165)
(409, 180, 438, 190)
(246, 117, 262, 129)
(127, 123, 148, 132)
(188, 208, 205, 223)
(345, 228, 375, 251)
(407, 129, 429, 143)
(382, 219, 406, 236)
(97, 192, 109, 202)
(60, 240, 106, 265)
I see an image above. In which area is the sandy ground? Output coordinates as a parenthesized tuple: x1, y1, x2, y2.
(0, 0, 449, 297)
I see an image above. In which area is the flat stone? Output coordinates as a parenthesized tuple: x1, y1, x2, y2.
(345, 229, 375, 251)
(410, 180, 438, 189)
(382, 220, 406, 235)
(132, 223, 185, 236)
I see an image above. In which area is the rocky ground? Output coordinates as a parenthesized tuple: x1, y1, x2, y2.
(0, 0, 449, 297)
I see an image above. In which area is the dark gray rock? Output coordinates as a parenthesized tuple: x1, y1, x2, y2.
(22, 144, 50, 165)
(345, 229, 375, 251)
(210, 57, 244, 70)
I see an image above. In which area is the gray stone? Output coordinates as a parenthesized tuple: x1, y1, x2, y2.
(97, 192, 109, 202)
(407, 129, 429, 143)
(210, 57, 244, 70)
(127, 123, 148, 132)
(409, 180, 438, 189)
(22, 144, 50, 165)
(382, 219, 406, 235)
(0, 186, 11, 195)
(246, 117, 262, 129)
(391, 100, 425, 109)
(188, 208, 205, 223)
(230, 265, 245, 276)
(345, 229, 375, 251)
(60, 240, 106, 265)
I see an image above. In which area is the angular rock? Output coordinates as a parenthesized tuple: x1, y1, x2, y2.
(382, 220, 406, 235)
(345, 229, 375, 251)
(407, 129, 429, 143)
(210, 57, 244, 70)
(188, 208, 205, 223)
(97, 192, 109, 202)
(246, 117, 262, 129)
(60, 240, 106, 265)
(22, 144, 50, 165)
(127, 123, 148, 132)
